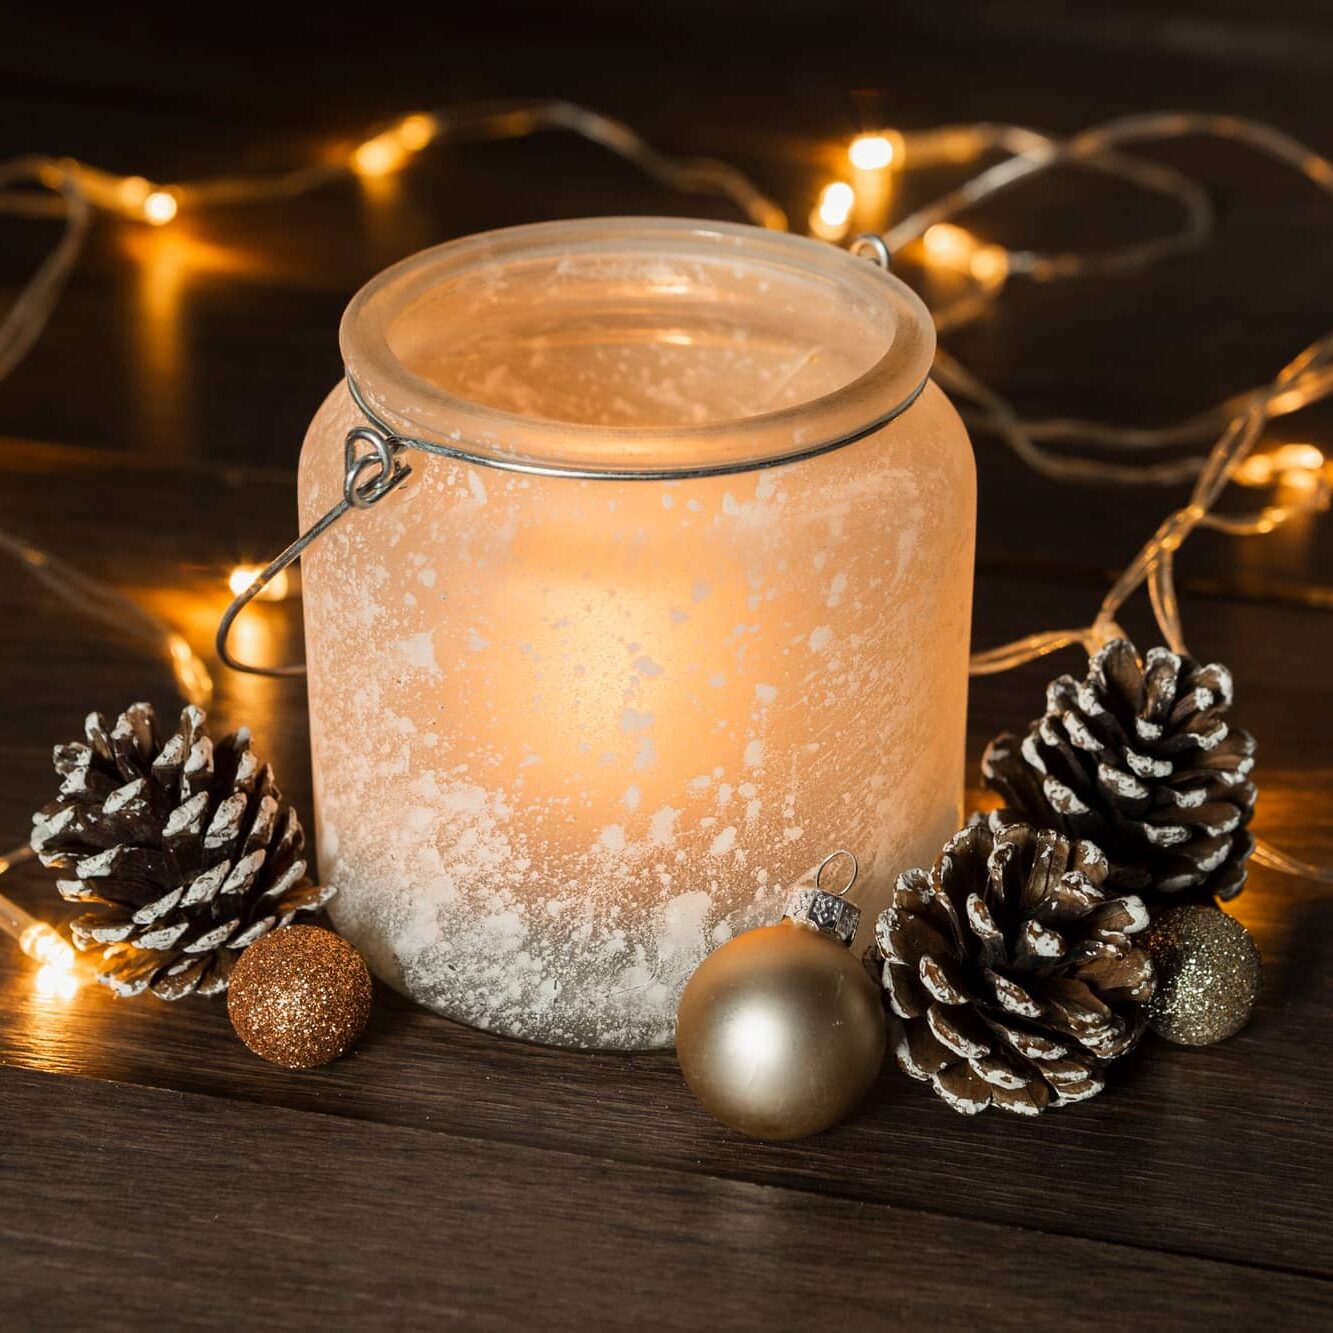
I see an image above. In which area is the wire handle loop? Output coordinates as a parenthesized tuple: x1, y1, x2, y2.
(345, 425, 412, 509)
(215, 421, 411, 677)
(849, 233, 892, 269)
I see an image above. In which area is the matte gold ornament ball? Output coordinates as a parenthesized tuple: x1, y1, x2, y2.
(1142, 905, 1261, 1046)
(677, 912, 887, 1141)
(227, 925, 373, 1068)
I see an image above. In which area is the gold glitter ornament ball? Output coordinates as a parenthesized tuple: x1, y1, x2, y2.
(227, 925, 373, 1068)
(1143, 905, 1261, 1046)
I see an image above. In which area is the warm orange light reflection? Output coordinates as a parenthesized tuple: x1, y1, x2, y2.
(168, 633, 213, 707)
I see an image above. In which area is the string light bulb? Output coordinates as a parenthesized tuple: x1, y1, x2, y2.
(35, 962, 80, 1001)
(1236, 444, 1326, 488)
(142, 190, 179, 225)
(353, 115, 440, 177)
(116, 176, 152, 212)
(1271, 442, 1326, 473)
(809, 181, 855, 240)
(922, 222, 978, 268)
(352, 134, 409, 177)
(0, 846, 83, 999)
(1235, 454, 1276, 487)
(1278, 465, 1322, 498)
(921, 223, 1009, 286)
(849, 133, 899, 171)
(396, 113, 438, 151)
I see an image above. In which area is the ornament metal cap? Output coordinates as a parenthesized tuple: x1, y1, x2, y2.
(783, 849, 861, 947)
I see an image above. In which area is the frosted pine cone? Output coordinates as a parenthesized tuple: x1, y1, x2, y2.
(31, 703, 334, 999)
(870, 819, 1154, 1115)
(983, 640, 1256, 902)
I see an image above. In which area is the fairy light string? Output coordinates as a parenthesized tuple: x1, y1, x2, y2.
(0, 101, 1329, 888)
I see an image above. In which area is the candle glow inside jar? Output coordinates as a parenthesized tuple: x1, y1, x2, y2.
(299, 217, 975, 1049)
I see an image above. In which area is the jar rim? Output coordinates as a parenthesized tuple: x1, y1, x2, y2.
(340, 217, 935, 479)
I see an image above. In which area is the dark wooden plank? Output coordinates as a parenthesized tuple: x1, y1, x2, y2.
(2, 1066, 1330, 1330)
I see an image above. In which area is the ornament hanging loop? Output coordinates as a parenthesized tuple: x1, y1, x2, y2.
(815, 848, 859, 899)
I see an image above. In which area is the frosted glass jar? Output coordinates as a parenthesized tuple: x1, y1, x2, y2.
(298, 217, 974, 1050)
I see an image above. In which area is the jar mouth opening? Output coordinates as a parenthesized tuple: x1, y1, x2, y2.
(341, 217, 934, 478)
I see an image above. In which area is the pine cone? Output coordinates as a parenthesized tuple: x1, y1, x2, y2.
(870, 819, 1154, 1115)
(31, 703, 334, 999)
(982, 640, 1256, 902)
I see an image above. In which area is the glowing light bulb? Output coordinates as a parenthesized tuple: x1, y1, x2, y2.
(1279, 466, 1320, 497)
(1271, 443, 1325, 473)
(1237, 445, 1325, 488)
(849, 134, 896, 171)
(117, 176, 152, 212)
(229, 565, 290, 601)
(397, 114, 438, 151)
(818, 181, 855, 225)
(922, 223, 977, 269)
(142, 190, 179, 225)
(353, 134, 409, 177)
(1236, 454, 1276, 487)
(20, 921, 75, 971)
(969, 244, 1010, 285)
(35, 963, 80, 1002)
(809, 181, 856, 240)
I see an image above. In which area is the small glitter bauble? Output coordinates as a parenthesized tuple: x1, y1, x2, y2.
(677, 874, 886, 1141)
(227, 925, 372, 1068)
(1143, 905, 1261, 1046)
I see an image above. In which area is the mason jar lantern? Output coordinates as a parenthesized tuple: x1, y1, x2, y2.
(282, 217, 974, 1050)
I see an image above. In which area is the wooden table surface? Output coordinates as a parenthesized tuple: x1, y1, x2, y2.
(2, 16, 1332, 1330)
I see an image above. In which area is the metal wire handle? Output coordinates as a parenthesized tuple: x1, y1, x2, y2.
(215, 407, 413, 676)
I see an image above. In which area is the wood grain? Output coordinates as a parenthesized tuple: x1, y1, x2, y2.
(3, 1066, 1331, 1331)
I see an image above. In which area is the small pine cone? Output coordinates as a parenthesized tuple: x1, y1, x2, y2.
(982, 640, 1256, 902)
(870, 819, 1154, 1116)
(31, 703, 334, 999)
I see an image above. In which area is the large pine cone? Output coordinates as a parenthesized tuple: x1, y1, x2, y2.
(31, 703, 333, 999)
(870, 819, 1154, 1116)
(982, 640, 1256, 902)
